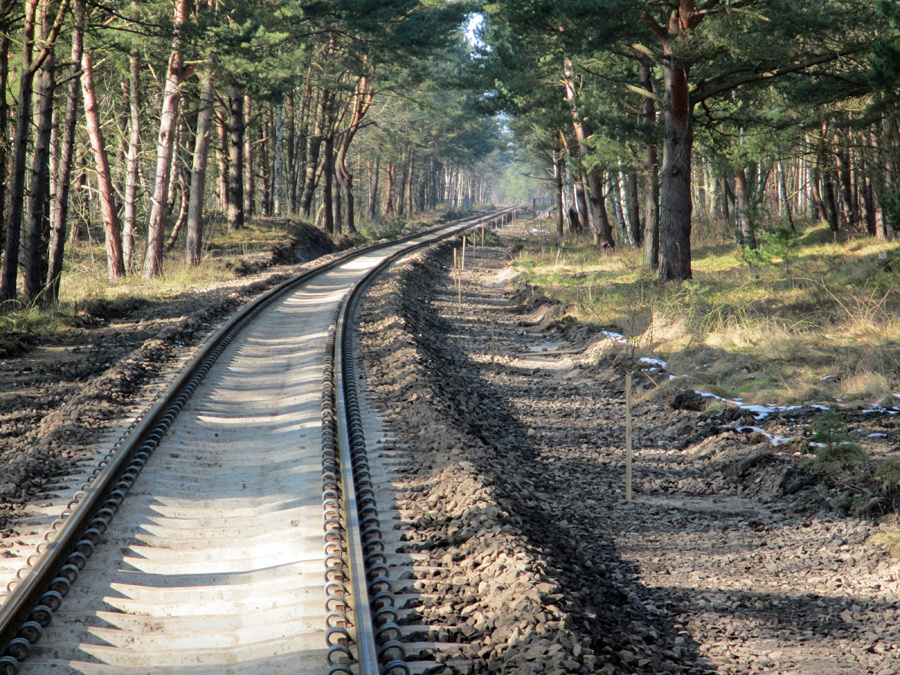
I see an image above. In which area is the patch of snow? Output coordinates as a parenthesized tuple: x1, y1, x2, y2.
(639, 357, 668, 368)
(868, 433, 888, 438)
(735, 426, 794, 445)
(601, 331, 628, 342)
(860, 406, 900, 416)
(742, 405, 775, 420)
(695, 391, 726, 400)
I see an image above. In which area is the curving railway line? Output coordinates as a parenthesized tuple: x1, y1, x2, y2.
(0, 209, 516, 675)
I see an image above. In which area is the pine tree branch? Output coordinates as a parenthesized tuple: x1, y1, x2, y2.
(692, 49, 859, 103)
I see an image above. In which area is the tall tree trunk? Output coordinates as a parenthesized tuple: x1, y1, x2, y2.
(382, 161, 394, 216)
(166, 108, 182, 217)
(216, 116, 228, 210)
(2, 0, 72, 302)
(554, 146, 565, 240)
(322, 132, 335, 235)
(335, 78, 372, 234)
(274, 103, 284, 217)
(657, 57, 693, 280)
(68, 149, 88, 245)
(586, 171, 615, 247)
(734, 167, 755, 248)
(778, 161, 796, 232)
(644, 4, 704, 282)
(0, 0, 39, 303)
(822, 170, 840, 233)
(186, 70, 215, 265)
(405, 153, 415, 216)
(260, 108, 272, 216)
(23, 0, 57, 303)
(122, 55, 141, 272)
(862, 173, 877, 237)
(611, 175, 629, 244)
(396, 154, 408, 216)
(286, 93, 297, 214)
(226, 89, 245, 230)
(166, 165, 190, 250)
(642, 144, 660, 269)
(300, 88, 329, 217)
(242, 94, 254, 217)
(46, 0, 82, 302)
(625, 173, 641, 247)
(0, 28, 11, 251)
(639, 57, 660, 270)
(835, 136, 855, 227)
(143, 0, 187, 278)
(572, 176, 589, 236)
(82, 53, 125, 279)
(368, 156, 380, 219)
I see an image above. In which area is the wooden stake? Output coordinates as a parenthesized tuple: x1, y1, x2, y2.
(626, 372, 633, 502)
(490, 318, 495, 356)
(461, 235, 466, 270)
(457, 248, 462, 311)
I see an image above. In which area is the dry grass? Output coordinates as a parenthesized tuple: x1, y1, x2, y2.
(0, 217, 303, 346)
(869, 530, 900, 557)
(514, 219, 900, 407)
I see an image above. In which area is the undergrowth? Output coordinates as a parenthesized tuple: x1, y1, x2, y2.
(0, 216, 312, 350)
(514, 219, 900, 408)
(807, 413, 868, 476)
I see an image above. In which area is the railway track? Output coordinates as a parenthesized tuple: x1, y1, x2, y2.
(0, 209, 516, 675)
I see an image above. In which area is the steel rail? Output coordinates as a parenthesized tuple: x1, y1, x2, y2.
(0, 207, 517, 674)
(332, 207, 518, 674)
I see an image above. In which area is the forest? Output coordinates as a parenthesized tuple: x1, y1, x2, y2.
(0, 0, 504, 309)
(478, 0, 900, 280)
(1, 0, 900, 309)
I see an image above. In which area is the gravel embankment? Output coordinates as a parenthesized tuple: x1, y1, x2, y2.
(358, 236, 900, 675)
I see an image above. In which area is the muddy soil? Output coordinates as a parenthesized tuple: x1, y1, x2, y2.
(358, 235, 900, 675)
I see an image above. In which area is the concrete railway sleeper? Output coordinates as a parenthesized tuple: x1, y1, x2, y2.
(0, 209, 517, 675)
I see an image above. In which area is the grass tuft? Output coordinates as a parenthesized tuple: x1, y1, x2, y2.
(874, 459, 900, 490)
(869, 530, 900, 557)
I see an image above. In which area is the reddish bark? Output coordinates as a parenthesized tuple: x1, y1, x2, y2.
(122, 55, 141, 272)
(335, 77, 373, 234)
(186, 70, 215, 265)
(643, 3, 698, 281)
(144, 0, 188, 278)
(81, 53, 125, 279)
